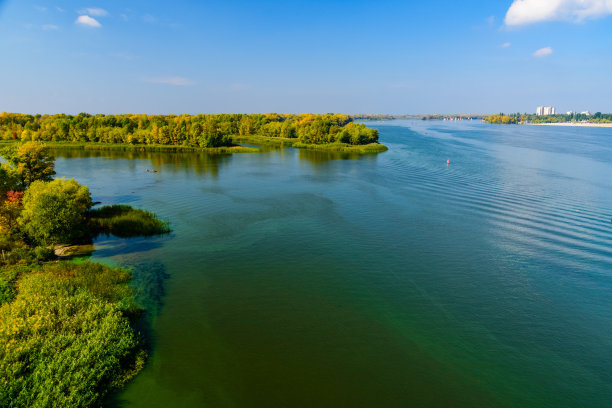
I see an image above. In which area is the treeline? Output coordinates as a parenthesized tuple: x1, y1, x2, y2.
(486, 112, 612, 124)
(351, 114, 485, 121)
(0, 112, 379, 147)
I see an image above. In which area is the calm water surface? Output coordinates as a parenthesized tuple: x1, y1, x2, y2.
(54, 120, 612, 408)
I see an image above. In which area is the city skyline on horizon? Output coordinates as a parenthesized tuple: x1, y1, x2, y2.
(1, 0, 611, 115)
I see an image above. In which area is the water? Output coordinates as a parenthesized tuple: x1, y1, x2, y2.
(52, 120, 612, 408)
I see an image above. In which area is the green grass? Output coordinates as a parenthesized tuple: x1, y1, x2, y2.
(0, 264, 31, 306)
(292, 142, 388, 153)
(88, 205, 170, 238)
(232, 135, 388, 152)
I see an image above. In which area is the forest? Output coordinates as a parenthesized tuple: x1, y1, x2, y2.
(0, 113, 380, 148)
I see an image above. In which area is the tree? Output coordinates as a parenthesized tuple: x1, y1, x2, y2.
(19, 178, 92, 245)
(2, 142, 55, 189)
(0, 165, 18, 196)
(0, 191, 23, 236)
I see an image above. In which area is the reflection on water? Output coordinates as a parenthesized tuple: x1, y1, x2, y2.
(298, 148, 378, 163)
(50, 148, 233, 177)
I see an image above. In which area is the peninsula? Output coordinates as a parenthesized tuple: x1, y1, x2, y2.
(0, 113, 387, 153)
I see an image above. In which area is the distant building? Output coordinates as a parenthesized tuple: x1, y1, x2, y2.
(536, 106, 556, 115)
(566, 111, 575, 115)
(580, 111, 591, 116)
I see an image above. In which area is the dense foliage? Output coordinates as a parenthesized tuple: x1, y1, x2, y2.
(485, 112, 612, 124)
(0, 112, 380, 147)
(0, 141, 171, 406)
(1, 142, 56, 189)
(20, 179, 93, 246)
(0, 262, 145, 408)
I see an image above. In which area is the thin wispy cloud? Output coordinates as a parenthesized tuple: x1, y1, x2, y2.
(55, 6, 65, 13)
(501, 42, 511, 48)
(34, 5, 47, 12)
(42, 24, 59, 30)
(142, 14, 158, 23)
(387, 81, 414, 89)
(112, 52, 138, 61)
(75, 15, 101, 28)
(533, 46, 553, 57)
(143, 77, 194, 86)
(120, 13, 129, 22)
(229, 83, 252, 91)
(78, 8, 108, 17)
(505, 0, 612, 26)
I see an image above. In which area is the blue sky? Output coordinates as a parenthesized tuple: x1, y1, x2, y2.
(0, 0, 611, 114)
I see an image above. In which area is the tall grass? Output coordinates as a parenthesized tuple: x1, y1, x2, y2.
(88, 205, 170, 238)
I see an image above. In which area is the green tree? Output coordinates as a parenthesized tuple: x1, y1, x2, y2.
(0, 165, 18, 196)
(2, 142, 55, 189)
(19, 178, 92, 245)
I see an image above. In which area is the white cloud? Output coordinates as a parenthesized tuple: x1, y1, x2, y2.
(505, 0, 612, 26)
(143, 77, 194, 86)
(501, 42, 512, 48)
(75, 15, 101, 28)
(78, 8, 108, 17)
(533, 46, 553, 57)
(42, 24, 59, 30)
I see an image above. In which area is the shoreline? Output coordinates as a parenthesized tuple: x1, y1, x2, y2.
(527, 122, 612, 128)
(1, 139, 388, 154)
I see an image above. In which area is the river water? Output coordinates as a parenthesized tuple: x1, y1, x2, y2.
(53, 120, 612, 408)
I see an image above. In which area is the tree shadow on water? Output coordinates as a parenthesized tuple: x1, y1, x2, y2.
(103, 260, 170, 408)
(92, 236, 167, 258)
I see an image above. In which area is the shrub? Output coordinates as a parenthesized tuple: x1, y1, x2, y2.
(19, 179, 92, 245)
(0, 262, 144, 408)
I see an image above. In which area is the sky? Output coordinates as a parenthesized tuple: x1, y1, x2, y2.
(0, 0, 611, 114)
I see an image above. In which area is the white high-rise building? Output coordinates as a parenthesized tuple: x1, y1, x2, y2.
(536, 106, 556, 115)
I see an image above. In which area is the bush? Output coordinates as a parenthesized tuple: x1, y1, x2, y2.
(19, 179, 92, 245)
(0, 262, 145, 408)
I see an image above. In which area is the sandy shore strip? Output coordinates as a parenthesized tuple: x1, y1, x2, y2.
(527, 122, 612, 128)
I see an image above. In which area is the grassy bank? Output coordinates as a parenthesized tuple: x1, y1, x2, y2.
(2, 139, 388, 154)
(233, 135, 388, 152)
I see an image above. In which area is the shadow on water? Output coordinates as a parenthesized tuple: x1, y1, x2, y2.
(103, 261, 170, 408)
(92, 236, 167, 258)
(50, 148, 234, 177)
